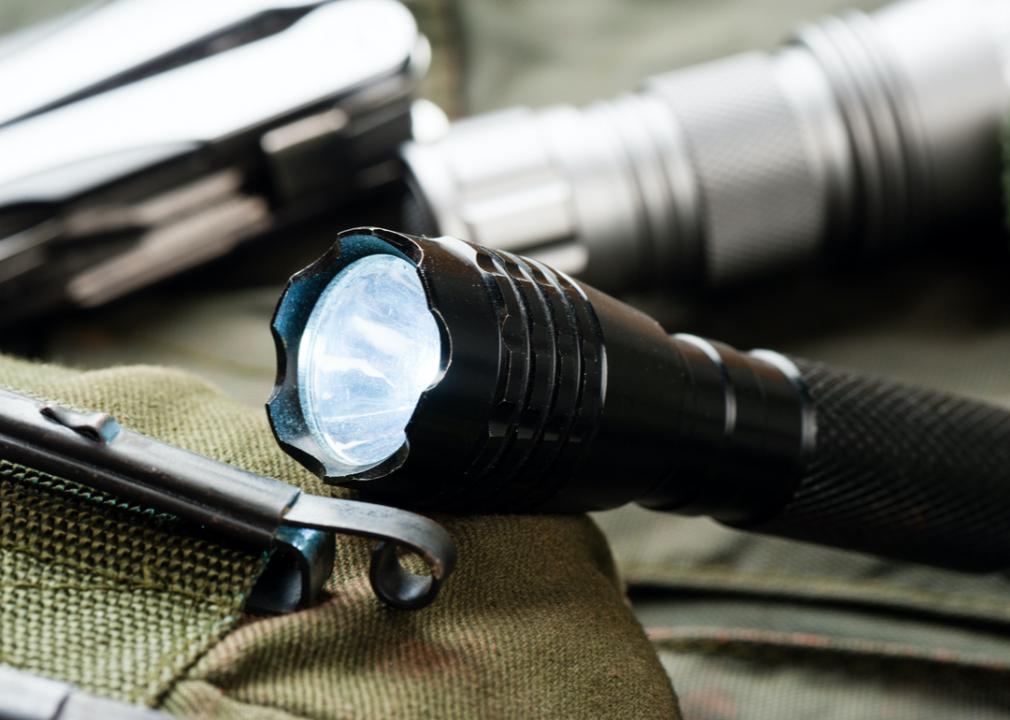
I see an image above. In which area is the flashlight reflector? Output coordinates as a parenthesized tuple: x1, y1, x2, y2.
(297, 253, 441, 473)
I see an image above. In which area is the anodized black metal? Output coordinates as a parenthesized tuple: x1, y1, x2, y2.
(0, 385, 455, 610)
(246, 526, 336, 614)
(284, 493, 457, 610)
(636, 334, 812, 523)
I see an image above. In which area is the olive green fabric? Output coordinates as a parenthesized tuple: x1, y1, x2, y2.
(163, 515, 674, 719)
(596, 508, 1010, 719)
(0, 359, 268, 704)
(0, 354, 678, 718)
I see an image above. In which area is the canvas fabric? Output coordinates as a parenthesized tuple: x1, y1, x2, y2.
(0, 354, 678, 718)
(0, 359, 270, 704)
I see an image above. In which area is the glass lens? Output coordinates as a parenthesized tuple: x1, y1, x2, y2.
(298, 253, 441, 472)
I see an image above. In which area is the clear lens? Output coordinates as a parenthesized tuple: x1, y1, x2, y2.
(297, 253, 441, 472)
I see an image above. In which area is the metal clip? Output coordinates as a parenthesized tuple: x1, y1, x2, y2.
(0, 387, 456, 611)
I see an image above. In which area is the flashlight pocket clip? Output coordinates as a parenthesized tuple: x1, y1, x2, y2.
(0, 387, 455, 612)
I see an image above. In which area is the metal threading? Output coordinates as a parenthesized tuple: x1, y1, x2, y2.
(582, 91, 704, 289)
(462, 245, 606, 511)
(796, 10, 930, 254)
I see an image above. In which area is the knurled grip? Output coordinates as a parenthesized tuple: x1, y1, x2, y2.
(747, 359, 1010, 571)
(648, 53, 831, 286)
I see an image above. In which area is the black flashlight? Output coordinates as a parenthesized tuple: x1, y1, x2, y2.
(269, 227, 1010, 572)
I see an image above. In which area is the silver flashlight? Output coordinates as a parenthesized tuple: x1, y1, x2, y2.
(403, 0, 1010, 293)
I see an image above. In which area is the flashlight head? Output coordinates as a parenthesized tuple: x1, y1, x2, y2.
(270, 230, 443, 481)
(269, 226, 626, 510)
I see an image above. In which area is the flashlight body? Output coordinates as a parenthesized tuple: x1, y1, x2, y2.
(272, 229, 1010, 574)
(556, 305, 1010, 573)
(402, 0, 1010, 293)
(626, 332, 1010, 572)
(745, 358, 1010, 572)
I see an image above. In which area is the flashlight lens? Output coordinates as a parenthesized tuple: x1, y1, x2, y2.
(297, 253, 441, 472)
